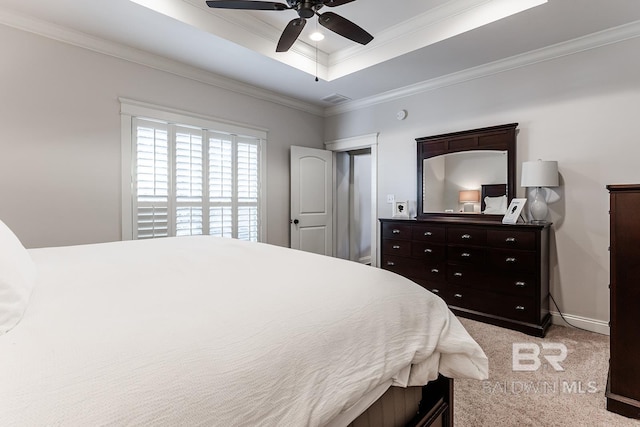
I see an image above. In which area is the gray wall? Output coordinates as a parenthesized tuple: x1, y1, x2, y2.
(324, 36, 640, 332)
(0, 24, 324, 249)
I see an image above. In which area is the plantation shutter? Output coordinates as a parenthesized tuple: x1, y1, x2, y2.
(237, 137, 260, 241)
(175, 126, 205, 236)
(130, 117, 262, 242)
(208, 132, 233, 238)
(134, 119, 170, 239)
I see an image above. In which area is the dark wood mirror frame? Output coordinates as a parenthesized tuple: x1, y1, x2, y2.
(416, 123, 518, 220)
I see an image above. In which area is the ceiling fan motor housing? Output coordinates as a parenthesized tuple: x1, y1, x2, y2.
(295, 1, 321, 19)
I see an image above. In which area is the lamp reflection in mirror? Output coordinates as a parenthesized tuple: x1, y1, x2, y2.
(459, 189, 480, 212)
(521, 160, 558, 223)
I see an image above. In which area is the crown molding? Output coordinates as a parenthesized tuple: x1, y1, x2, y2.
(324, 19, 640, 116)
(0, 6, 324, 116)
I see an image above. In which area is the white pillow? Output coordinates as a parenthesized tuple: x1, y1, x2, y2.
(0, 219, 37, 335)
(483, 195, 508, 214)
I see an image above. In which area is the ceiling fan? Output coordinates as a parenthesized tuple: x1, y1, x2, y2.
(205, 0, 374, 52)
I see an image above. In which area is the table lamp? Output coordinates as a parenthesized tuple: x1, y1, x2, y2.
(521, 160, 558, 223)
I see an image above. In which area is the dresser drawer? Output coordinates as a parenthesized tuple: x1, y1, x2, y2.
(447, 246, 486, 265)
(471, 271, 537, 297)
(412, 224, 445, 243)
(421, 263, 447, 283)
(382, 239, 412, 257)
(413, 279, 448, 297)
(382, 222, 412, 240)
(489, 249, 536, 272)
(444, 285, 537, 323)
(487, 229, 536, 250)
(412, 242, 446, 261)
(448, 227, 486, 246)
(381, 255, 423, 277)
(491, 273, 537, 297)
(447, 263, 486, 286)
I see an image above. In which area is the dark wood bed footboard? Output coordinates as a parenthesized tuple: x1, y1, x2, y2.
(409, 375, 453, 427)
(348, 375, 453, 427)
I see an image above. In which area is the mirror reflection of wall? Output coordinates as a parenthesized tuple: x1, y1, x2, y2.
(423, 155, 445, 211)
(423, 150, 507, 213)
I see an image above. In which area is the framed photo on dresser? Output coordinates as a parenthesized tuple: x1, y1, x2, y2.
(393, 201, 409, 218)
(502, 198, 527, 224)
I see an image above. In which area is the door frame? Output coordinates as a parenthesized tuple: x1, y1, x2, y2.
(325, 133, 378, 267)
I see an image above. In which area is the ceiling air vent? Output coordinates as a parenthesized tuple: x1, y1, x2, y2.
(321, 93, 352, 104)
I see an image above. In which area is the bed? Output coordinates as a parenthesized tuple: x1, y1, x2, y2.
(0, 219, 488, 426)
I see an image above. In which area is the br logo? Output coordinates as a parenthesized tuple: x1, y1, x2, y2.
(512, 343, 568, 371)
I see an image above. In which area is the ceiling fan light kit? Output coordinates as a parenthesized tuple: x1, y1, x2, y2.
(205, 0, 373, 52)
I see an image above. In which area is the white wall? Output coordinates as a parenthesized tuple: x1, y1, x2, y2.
(0, 24, 324, 249)
(324, 36, 640, 331)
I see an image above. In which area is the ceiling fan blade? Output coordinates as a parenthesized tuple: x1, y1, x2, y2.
(276, 18, 306, 52)
(318, 11, 373, 45)
(322, 0, 356, 7)
(205, 1, 289, 11)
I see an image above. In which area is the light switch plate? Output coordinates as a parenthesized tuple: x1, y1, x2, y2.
(386, 194, 395, 203)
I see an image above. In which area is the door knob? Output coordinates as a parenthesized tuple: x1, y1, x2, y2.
(291, 219, 299, 225)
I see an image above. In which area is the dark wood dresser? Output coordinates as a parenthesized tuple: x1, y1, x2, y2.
(380, 217, 551, 337)
(606, 184, 640, 419)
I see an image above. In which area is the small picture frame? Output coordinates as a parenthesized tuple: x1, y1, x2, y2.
(502, 198, 527, 224)
(393, 201, 409, 218)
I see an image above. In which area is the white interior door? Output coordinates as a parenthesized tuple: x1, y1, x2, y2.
(290, 146, 333, 255)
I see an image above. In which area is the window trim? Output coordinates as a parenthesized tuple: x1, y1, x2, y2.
(120, 98, 267, 242)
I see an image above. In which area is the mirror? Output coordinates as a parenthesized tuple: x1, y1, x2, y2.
(423, 151, 507, 213)
(416, 123, 517, 219)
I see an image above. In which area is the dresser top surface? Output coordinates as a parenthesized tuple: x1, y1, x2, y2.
(379, 217, 550, 229)
(607, 184, 640, 192)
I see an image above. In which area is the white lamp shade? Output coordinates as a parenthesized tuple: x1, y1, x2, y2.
(521, 160, 558, 187)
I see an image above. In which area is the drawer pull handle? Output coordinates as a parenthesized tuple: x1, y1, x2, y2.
(454, 272, 463, 277)
(506, 257, 517, 263)
(461, 252, 471, 257)
(386, 261, 395, 266)
(424, 248, 433, 253)
(392, 245, 401, 249)
(515, 281, 526, 287)
(505, 237, 517, 243)
(424, 231, 433, 236)
(454, 293, 463, 299)
(392, 229, 401, 234)
(461, 234, 472, 239)
(431, 289, 439, 294)
(431, 268, 439, 273)
(515, 305, 525, 311)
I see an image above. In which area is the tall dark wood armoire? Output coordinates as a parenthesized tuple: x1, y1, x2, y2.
(606, 184, 640, 418)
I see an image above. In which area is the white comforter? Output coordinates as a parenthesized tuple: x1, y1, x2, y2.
(0, 236, 487, 426)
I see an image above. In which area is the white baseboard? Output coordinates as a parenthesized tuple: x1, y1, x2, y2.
(550, 311, 609, 336)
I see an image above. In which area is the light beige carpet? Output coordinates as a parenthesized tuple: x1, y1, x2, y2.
(454, 318, 640, 426)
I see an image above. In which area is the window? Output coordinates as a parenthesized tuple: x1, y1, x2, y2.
(121, 99, 266, 242)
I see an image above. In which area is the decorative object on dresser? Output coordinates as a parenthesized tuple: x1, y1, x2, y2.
(606, 184, 640, 419)
(393, 200, 409, 218)
(520, 159, 559, 223)
(380, 218, 551, 337)
(501, 198, 527, 224)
